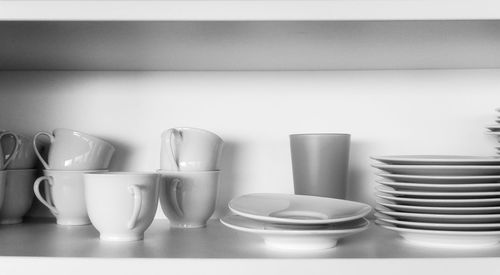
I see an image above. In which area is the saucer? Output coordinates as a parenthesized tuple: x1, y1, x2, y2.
(375, 185, 500, 198)
(371, 155, 500, 165)
(221, 215, 369, 250)
(228, 193, 372, 225)
(376, 199, 500, 214)
(375, 213, 500, 230)
(377, 173, 500, 184)
(373, 164, 500, 176)
(376, 206, 500, 223)
(376, 193, 500, 207)
(376, 179, 500, 192)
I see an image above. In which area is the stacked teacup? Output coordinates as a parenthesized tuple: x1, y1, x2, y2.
(32, 128, 115, 226)
(158, 127, 224, 228)
(0, 131, 38, 224)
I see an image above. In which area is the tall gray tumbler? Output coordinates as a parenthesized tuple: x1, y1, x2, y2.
(290, 133, 350, 199)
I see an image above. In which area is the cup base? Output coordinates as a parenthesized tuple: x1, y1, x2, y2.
(100, 234, 144, 242)
(0, 218, 23, 225)
(169, 222, 207, 229)
(56, 218, 91, 226)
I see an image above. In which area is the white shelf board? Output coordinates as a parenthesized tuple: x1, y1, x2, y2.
(2, 219, 500, 258)
(1, 0, 500, 21)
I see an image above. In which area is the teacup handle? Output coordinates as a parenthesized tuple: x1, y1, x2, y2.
(127, 185, 142, 229)
(169, 178, 184, 217)
(163, 128, 182, 171)
(33, 176, 59, 216)
(0, 131, 21, 170)
(33, 131, 54, 170)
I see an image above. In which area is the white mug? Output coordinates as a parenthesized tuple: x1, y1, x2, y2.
(33, 170, 102, 225)
(158, 170, 219, 228)
(160, 127, 223, 171)
(0, 132, 37, 169)
(0, 131, 21, 170)
(33, 128, 115, 170)
(84, 172, 159, 241)
(0, 169, 37, 224)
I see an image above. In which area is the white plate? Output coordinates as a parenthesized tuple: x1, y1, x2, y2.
(375, 185, 500, 198)
(228, 193, 372, 225)
(378, 173, 500, 184)
(375, 213, 500, 230)
(376, 199, 500, 214)
(372, 163, 500, 176)
(486, 125, 500, 131)
(376, 206, 500, 223)
(220, 215, 369, 250)
(376, 193, 500, 207)
(376, 179, 500, 192)
(376, 220, 500, 248)
(372, 155, 500, 166)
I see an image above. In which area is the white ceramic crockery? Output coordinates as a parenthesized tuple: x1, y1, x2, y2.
(375, 185, 500, 198)
(376, 199, 500, 214)
(376, 179, 500, 192)
(375, 213, 500, 231)
(158, 170, 219, 228)
(160, 127, 223, 171)
(229, 193, 372, 225)
(0, 131, 20, 170)
(0, 132, 37, 169)
(372, 155, 500, 165)
(221, 215, 369, 250)
(376, 206, 500, 223)
(34, 170, 102, 225)
(376, 192, 500, 207)
(0, 169, 37, 224)
(378, 173, 500, 184)
(373, 163, 500, 176)
(33, 128, 115, 170)
(84, 172, 159, 241)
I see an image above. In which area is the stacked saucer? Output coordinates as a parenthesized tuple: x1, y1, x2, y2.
(486, 107, 500, 155)
(221, 193, 371, 250)
(372, 155, 500, 248)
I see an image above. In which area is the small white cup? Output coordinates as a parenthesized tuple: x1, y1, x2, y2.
(158, 170, 220, 228)
(84, 172, 159, 241)
(0, 131, 20, 170)
(0, 133, 37, 170)
(0, 169, 37, 224)
(33, 170, 103, 225)
(160, 127, 223, 171)
(33, 128, 115, 170)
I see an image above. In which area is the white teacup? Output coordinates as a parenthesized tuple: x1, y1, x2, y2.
(33, 170, 103, 225)
(158, 170, 220, 228)
(0, 171, 7, 209)
(0, 169, 37, 224)
(33, 128, 115, 170)
(84, 172, 159, 241)
(1, 133, 37, 169)
(160, 127, 223, 171)
(0, 131, 20, 170)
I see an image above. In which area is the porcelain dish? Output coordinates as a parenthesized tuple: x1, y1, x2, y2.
(228, 193, 372, 225)
(376, 206, 500, 223)
(375, 213, 500, 230)
(375, 185, 500, 198)
(371, 155, 500, 165)
(376, 179, 500, 192)
(378, 173, 500, 184)
(376, 199, 500, 214)
(376, 192, 500, 206)
(221, 214, 369, 250)
(373, 163, 500, 176)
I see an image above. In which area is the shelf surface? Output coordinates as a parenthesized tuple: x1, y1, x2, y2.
(1, 0, 500, 21)
(1, 219, 499, 258)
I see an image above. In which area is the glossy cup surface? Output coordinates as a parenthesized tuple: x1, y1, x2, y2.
(0, 169, 37, 224)
(1, 133, 37, 169)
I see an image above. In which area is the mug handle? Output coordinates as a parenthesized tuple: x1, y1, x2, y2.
(33, 131, 54, 170)
(127, 185, 142, 229)
(169, 178, 184, 217)
(33, 176, 59, 216)
(0, 131, 21, 170)
(163, 128, 181, 171)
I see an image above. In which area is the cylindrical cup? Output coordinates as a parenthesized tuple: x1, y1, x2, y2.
(0, 169, 37, 224)
(0, 132, 37, 170)
(158, 170, 219, 228)
(33, 170, 103, 225)
(33, 128, 115, 170)
(84, 172, 159, 241)
(160, 127, 223, 171)
(290, 133, 350, 199)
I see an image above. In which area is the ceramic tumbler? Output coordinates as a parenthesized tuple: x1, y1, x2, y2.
(290, 133, 350, 199)
(160, 127, 223, 171)
(84, 172, 159, 241)
(158, 170, 219, 228)
(0, 169, 37, 224)
(33, 128, 115, 170)
(0, 131, 20, 170)
(33, 170, 101, 225)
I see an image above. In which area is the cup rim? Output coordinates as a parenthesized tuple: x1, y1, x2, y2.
(156, 169, 220, 174)
(44, 169, 108, 173)
(162, 127, 223, 141)
(84, 171, 159, 176)
(290, 133, 351, 137)
(53, 128, 115, 149)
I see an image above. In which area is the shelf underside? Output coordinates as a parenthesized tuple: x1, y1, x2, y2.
(1, 21, 500, 71)
(1, 0, 500, 21)
(1, 219, 499, 258)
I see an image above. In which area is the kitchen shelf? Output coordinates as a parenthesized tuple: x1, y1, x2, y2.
(2, 219, 500, 258)
(1, 0, 500, 21)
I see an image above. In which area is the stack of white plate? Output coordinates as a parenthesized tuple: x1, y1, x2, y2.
(220, 193, 371, 250)
(372, 155, 500, 248)
(486, 107, 500, 155)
